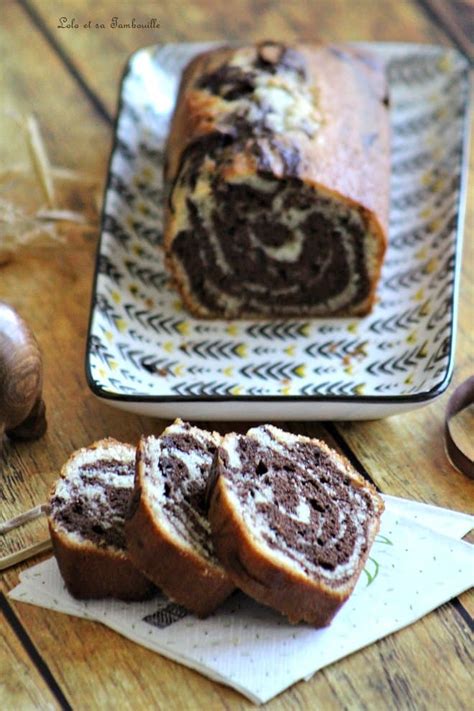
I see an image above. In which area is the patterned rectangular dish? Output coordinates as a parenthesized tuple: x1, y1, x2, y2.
(85, 42, 470, 420)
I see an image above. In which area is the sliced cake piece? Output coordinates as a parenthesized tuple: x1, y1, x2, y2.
(208, 425, 384, 626)
(48, 439, 154, 601)
(125, 419, 234, 617)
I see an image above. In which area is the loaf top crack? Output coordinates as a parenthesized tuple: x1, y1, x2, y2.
(164, 41, 390, 318)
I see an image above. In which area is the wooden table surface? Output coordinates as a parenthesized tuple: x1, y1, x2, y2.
(1, 1, 473, 709)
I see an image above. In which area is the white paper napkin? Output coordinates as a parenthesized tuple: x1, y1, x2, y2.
(9, 496, 473, 705)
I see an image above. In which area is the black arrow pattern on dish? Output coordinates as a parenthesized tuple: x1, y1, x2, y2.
(300, 381, 364, 396)
(179, 340, 246, 360)
(109, 173, 137, 206)
(102, 213, 132, 248)
(366, 345, 427, 376)
(124, 260, 168, 289)
(239, 361, 305, 381)
(304, 339, 367, 360)
(171, 380, 239, 397)
(123, 303, 186, 335)
(116, 342, 178, 375)
(115, 137, 136, 162)
(388, 53, 453, 86)
(246, 321, 311, 341)
(94, 294, 123, 330)
(129, 219, 163, 247)
(369, 304, 426, 334)
(97, 254, 124, 284)
(88, 335, 116, 367)
(425, 336, 451, 371)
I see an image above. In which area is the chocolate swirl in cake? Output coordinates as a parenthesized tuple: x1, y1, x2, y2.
(164, 42, 389, 318)
(219, 426, 376, 585)
(141, 422, 218, 560)
(125, 420, 234, 617)
(208, 424, 384, 625)
(49, 445, 136, 551)
(48, 439, 155, 602)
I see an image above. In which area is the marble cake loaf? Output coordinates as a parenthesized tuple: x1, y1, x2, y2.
(164, 41, 390, 318)
(208, 424, 384, 626)
(48, 439, 154, 601)
(125, 419, 234, 617)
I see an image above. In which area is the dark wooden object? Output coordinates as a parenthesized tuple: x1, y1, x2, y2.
(0, 1, 472, 709)
(0, 302, 47, 443)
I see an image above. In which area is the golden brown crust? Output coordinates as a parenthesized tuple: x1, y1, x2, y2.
(49, 524, 154, 601)
(208, 432, 384, 627)
(163, 42, 390, 319)
(48, 438, 154, 601)
(125, 437, 235, 618)
(165, 43, 389, 225)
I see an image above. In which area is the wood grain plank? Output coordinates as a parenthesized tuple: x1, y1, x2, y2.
(418, 0, 474, 60)
(334, 134, 474, 511)
(25, 0, 449, 117)
(0, 599, 59, 711)
(4, 590, 473, 710)
(1, 0, 472, 709)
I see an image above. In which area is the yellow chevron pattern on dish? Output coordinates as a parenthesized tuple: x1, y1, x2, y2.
(355, 342, 368, 358)
(419, 300, 431, 316)
(437, 53, 453, 73)
(141, 166, 154, 181)
(417, 341, 428, 358)
(137, 201, 150, 216)
(421, 171, 434, 187)
(176, 321, 189, 335)
(415, 246, 428, 260)
(86, 45, 464, 405)
(425, 258, 438, 274)
(427, 218, 442, 233)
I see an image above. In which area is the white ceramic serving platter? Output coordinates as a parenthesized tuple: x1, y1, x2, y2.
(85, 42, 470, 420)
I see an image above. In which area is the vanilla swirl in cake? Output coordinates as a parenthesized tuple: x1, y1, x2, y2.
(125, 419, 234, 617)
(208, 424, 384, 626)
(48, 439, 154, 601)
(164, 41, 390, 318)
